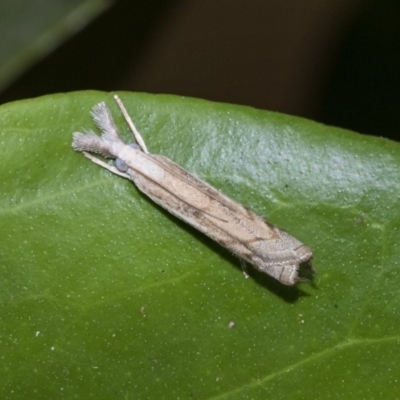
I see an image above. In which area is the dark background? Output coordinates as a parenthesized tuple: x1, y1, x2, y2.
(1, 0, 400, 140)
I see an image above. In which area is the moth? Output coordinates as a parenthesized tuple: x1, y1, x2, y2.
(72, 96, 314, 285)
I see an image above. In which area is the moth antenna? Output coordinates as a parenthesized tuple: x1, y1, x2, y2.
(114, 95, 149, 154)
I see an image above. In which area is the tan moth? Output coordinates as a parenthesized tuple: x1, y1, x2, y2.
(72, 96, 314, 285)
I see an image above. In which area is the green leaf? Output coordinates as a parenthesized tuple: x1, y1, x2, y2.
(1, 91, 399, 398)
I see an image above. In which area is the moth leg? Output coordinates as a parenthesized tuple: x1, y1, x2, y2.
(240, 259, 250, 279)
(113, 95, 149, 154)
(82, 151, 130, 179)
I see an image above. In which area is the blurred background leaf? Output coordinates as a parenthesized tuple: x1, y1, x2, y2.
(0, 0, 113, 92)
(1, 91, 400, 398)
(1, 0, 400, 140)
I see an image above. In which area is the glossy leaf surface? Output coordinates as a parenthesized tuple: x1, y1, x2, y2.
(1, 91, 399, 399)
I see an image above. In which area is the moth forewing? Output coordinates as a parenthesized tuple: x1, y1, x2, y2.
(72, 96, 314, 286)
(125, 151, 313, 286)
